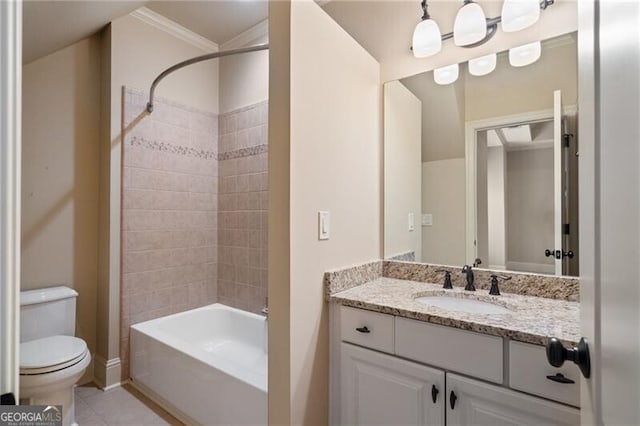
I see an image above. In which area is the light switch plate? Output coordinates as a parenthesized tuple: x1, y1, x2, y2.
(422, 214, 433, 227)
(408, 213, 415, 232)
(318, 211, 330, 240)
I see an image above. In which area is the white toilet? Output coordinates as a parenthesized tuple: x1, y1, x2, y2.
(19, 286, 91, 426)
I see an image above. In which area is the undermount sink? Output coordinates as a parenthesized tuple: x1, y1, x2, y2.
(414, 295, 512, 315)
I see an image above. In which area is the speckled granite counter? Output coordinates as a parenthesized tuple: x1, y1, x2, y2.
(330, 277, 580, 347)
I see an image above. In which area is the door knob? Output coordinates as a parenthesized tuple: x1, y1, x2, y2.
(546, 337, 591, 379)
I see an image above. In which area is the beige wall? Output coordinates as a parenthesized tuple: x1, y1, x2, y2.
(421, 159, 466, 266)
(384, 80, 421, 260)
(268, 0, 381, 423)
(219, 25, 268, 114)
(465, 40, 578, 122)
(21, 35, 102, 383)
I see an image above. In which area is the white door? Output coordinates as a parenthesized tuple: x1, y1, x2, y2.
(340, 343, 445, 426)
(0, 0, 22, 405)
(552, 90, 564, 276)
(446, 374, 579, 426)
(578, 0, 640, 424)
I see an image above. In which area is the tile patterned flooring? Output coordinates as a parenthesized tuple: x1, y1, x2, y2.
(75, 383, 182, 425)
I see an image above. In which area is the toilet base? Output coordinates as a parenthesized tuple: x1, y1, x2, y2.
(20, 352, 91, 426)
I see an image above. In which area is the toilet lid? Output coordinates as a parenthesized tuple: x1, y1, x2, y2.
(20, 336, 87, 373)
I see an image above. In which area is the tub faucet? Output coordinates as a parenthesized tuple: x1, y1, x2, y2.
(462, 264, 475, 291)
(260, 297, 268, 317)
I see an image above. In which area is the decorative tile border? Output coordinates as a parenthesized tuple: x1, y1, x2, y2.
(324, 261, 382, 300)
(128, 135, 268, 161)
(129, 135, 217, 159)
(218, 144, 268, 160)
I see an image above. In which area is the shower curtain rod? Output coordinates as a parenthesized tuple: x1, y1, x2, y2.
(146, 43, 269, 113)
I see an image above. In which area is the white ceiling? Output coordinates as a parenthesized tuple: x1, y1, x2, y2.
(22, 0, 269, 65)
(146, 1, 268, 46)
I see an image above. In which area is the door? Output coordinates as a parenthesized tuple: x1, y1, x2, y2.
(552, 90, 564, 276)
(578, 0, 640, 424)
(340, 343, 445, 426)
(0, 0, 22, 405)
(446, 374, 579, 426)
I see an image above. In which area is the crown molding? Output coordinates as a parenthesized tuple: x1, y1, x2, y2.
(221, 19, 268, 50)
(130, 7, 218, 53)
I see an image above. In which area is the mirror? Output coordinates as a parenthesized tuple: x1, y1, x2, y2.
(384, 32, 578, 277)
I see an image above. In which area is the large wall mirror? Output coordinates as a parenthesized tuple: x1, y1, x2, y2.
(384, 32, 578, 277)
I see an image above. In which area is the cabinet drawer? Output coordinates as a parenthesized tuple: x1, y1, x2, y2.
(395, 317, 503, 383)
(340, 306, 394, 353)
(509, 341, 580, 407)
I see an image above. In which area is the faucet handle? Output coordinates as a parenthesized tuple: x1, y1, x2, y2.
(489, 274, 511, 296)
(435, 269, 453, 289)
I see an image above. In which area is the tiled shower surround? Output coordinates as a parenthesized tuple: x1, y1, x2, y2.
(120, 88, 268, 379)
(217, 101, 269, 312)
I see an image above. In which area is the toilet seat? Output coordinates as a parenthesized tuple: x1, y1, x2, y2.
(20, 335, 88, 375)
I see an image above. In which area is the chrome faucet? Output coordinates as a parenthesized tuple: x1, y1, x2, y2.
(260, 297, 268, 316)
(462, 264, 475, 291)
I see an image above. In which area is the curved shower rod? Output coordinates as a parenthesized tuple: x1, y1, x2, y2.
(146, 43, 269, 113)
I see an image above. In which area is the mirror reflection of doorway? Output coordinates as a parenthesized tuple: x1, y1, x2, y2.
(475, 109, 578, 276)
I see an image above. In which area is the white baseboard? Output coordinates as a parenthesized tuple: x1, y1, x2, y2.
(94, 355, 122, 390)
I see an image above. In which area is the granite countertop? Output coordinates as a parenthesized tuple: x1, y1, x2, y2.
(330, 277, 580, 347)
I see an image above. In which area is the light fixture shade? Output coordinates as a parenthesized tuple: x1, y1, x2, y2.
(501, 0, 540, 32)
(453, 1, 487, 46)
(468, 53, 497, 76)
(509, 41, 541, 67)
(434, 64, 459, 85)
(412, 19, 442, 58)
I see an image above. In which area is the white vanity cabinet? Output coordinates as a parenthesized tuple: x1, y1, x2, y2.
(331, 305, 580, 426)
(447, 374, 580, 426)
(341, 343, 445, 425)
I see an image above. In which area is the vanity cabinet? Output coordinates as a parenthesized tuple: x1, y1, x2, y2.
(447, 374, 580, 426)
(341, 343, 444, 425)
(331, 305, 580, 425)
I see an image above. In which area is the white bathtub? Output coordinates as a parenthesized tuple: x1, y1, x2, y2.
(130, 304, 267, 425)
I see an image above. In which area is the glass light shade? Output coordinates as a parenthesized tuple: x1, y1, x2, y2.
(509, 41, 541, 67)
(412, 19, 442, 58)
(453, 1, 487, 46)
(468, 53, 497, 76)
(434, 64, 459, 85)
(501, 0, 540, 32)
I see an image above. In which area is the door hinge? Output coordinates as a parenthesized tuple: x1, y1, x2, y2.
(563, 133, 573, 148)
(563, 223, 570, 235)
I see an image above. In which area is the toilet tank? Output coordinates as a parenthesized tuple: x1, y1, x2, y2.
(20, 286, 78, 343)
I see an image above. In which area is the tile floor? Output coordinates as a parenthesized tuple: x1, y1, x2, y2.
(75, 383, 182, 425)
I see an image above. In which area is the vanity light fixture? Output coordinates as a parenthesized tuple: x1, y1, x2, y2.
(509, 41, 541, 67)
(409, 0, 554, 57)
(412, 0, 442, 58)
(501, 0, 541, 32)
(468, 53, 497, 76)
(434, 63, 459, 85)
(453, 0, 487, 46)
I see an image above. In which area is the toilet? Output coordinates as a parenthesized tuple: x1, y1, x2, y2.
(19, 286, 91, 426)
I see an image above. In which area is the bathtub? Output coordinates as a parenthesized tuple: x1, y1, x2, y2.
(130, 304, 267, 425)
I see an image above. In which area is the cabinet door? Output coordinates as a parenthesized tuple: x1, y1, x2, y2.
(446, 374, 580, 426)
(340, 342, 444, 426)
